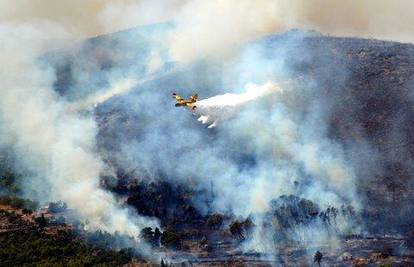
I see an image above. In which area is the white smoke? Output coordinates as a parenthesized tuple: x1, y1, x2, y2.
(0, 24, 157, 239)
(194, 81, 358, 211)
(74, 77, 138, 111)
(2, 0, 414, 46)
(69, 63, 183, 112)
(192, 80, 360, 254)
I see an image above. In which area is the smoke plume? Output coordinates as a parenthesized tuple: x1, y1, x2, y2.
(0, 23, 157, 239)
(2, 1, 413, 54)
(73, 0, 412, 65)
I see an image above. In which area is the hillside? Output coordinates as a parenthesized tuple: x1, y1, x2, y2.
(2, 28, 413, 266)
(74, 30, 414, 264)
(89, 31, 414, 232)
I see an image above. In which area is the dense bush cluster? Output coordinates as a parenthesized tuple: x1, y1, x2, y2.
(140, 226, 181, 249)
(0, 196, 38, 211)
(0, 230, 133, 266)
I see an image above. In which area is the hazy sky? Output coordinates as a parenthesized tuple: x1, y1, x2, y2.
(0, 0, 183, 37)
(0, 0, 413, 42)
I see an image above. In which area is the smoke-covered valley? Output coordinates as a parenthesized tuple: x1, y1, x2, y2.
(24, 25, 413, 264)
(1, 6, 414, 266)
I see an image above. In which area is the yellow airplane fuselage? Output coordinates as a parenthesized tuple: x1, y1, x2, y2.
(173, 93, 198, 110)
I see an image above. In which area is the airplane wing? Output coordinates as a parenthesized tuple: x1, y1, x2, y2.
(173, 93, 185, 101)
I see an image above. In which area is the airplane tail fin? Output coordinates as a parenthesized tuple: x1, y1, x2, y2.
(191, 94, 198, 102)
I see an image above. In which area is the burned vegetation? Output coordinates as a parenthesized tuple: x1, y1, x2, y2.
(2, 29, 414, 266)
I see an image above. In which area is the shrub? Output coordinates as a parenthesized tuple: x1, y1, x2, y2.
(161, 230, 181, 249)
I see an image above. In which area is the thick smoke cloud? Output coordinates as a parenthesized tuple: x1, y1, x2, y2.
(195, 81, 359, 210)
(166, 0, 414, 62)
(1, 1, 414, 44)
(70, 0, 413, 64)
(1, 0, 409, 261)
(0, 24, 157, 239)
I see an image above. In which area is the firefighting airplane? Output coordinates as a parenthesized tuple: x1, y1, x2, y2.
(172, 92, 198, 110)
